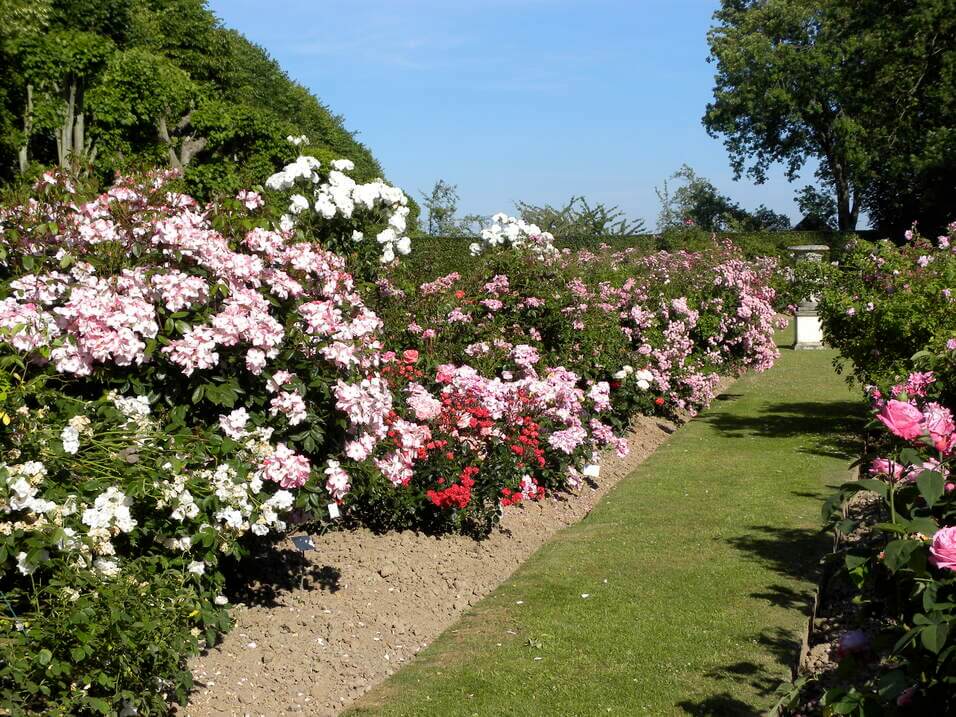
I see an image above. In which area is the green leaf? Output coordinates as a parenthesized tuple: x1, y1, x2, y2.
(845, 553, 868, 571)
(920, 621, 950, 654)
(882, 539, 920, 572)
(906, 516, 939, 537)
(877, 669, 907, 699)
(917, 471, 945, 508)
(899, 447, 923, 466)
(37, 649, 52, 666)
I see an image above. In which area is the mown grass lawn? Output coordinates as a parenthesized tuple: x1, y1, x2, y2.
(346, 339, 866, 716)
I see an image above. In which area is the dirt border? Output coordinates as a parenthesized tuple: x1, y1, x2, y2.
(182, 395, 722, 716)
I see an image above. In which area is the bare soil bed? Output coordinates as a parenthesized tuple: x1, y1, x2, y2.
(182, 411, 684, 717)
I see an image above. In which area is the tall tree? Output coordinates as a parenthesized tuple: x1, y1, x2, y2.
(704, 0, 956, 233)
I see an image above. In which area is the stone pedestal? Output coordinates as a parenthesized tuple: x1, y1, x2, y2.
(794, 309, 825, 349)
(788, 244, 830, 350)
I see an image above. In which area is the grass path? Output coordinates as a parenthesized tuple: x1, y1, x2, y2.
(346, 345, 865, 716)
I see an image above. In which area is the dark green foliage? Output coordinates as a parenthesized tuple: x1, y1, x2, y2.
(0, 0, 384, 197)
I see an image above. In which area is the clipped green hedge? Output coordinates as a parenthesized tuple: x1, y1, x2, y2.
(400, 230, 869, 282)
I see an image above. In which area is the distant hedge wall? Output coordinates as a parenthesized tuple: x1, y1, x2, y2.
(398, 230, 874, 281)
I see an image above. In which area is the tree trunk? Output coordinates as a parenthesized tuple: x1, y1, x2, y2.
(157, 115, 182, 169)
(833, 166, 857, 231)
(157, 112, 206, 169)
(58, 82, 77, 167)
(18, 84, 33, 173)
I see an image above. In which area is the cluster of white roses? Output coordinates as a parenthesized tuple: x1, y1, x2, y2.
(1, 390, 307, 583)
(612, 364, 656, 390)
(469, 212, 558, 258)
(265, 155, 412, 263)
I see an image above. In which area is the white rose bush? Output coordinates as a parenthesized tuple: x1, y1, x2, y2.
(0, 156, 786, 714)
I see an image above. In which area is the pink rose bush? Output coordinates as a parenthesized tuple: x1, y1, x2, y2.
(808, 222, 956, 712)
(819, 222, 956, 406)
(819, 362, 956, 709)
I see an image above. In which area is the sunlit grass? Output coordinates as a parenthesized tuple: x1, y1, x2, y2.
(347, 342, 865, 716)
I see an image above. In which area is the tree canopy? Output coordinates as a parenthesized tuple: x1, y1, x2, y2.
(0, 0, 384, 197)
(704, 0, 956, 234)
(656, 165, 790, 233)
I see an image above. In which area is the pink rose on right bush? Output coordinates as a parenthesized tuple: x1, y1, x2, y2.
(929, 526, 956, 572)
(923, 402, 956, 453)
(876, 399, 925, 440)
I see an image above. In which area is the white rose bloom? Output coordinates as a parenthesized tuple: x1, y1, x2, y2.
(265, 490, 295, 512)
(396, 236, 412, 255)
(214, 595, 229, 606)
(17, 550, 48, 575)
(288, 194, 310, 215)
(612, 370, 628, 380)
(93, 557, 120, 577)
(388, 212, 407, 232)
(216, 507, 244, 530)
(376, 227, 397, 245)
(637, 379, 651, 390)
(331, 158, 354, 171)
(380, 246, 395, 264)
(187, 561, 206, 576)
(279, 214, 295, 232)
(60, 425, 81, 454)
(351, 230, 364, 242)
(314, 193, 337, 219)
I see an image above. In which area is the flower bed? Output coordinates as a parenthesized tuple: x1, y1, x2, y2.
(0, 158, 784, 714)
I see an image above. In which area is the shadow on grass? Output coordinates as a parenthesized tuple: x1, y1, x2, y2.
(679, 626, 802, 715)
(681, 527, 828, 715)
(728, 525, 829, 593)
(223, 542, 342, 607)
(701, 400, 866, 459)
(677, 693, 761, 716)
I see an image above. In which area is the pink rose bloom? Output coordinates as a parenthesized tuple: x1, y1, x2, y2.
(258, 443, 311, 489)
(868, 457, 906, 482)
(403, 349, 419, 363)
(876, 400, 924, 440)
(923, 402, 955, 453)
(929, 526, 956, 571)
(435, 364, 457, 383)
(236, 189, 264, 210)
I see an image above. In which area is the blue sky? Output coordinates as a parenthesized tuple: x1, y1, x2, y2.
(208, 0, 820, 229)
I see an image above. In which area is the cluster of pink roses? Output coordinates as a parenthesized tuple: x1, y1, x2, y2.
(866, 372, 956, 572)
(0, 170, 388, 520)
(0, 167, 788, 540)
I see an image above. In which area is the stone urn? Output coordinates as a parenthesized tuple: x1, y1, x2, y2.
(788, 244, 829, 350)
